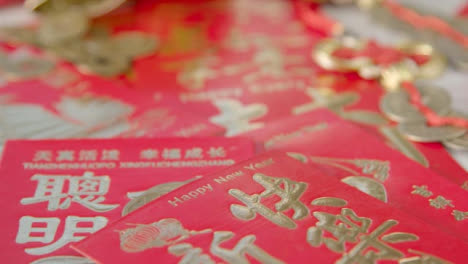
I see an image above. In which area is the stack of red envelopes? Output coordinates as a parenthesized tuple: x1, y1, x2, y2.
(1, 0, 467, 263)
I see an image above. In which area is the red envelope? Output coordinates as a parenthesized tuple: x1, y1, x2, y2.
(277, 121, 468, 242)
(0, 137, 254, 263)
(73, 152, 468, 264)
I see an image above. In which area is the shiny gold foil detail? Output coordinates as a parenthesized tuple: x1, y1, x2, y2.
(122, 176, 202, 216)
(310, 197, 348, 207)
(308, 204, 419, 263)
(381, 232, 419, 243)
(341, 176, 388, 202)
(286, 152, 309, 163)
(399, 249, 453, 264)
(411, 185, 433, 198)
(452, 210, 468, 221)
(229, 173, 309, 229)
(428, 196, 454, 210)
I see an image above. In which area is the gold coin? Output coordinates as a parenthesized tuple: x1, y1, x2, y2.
(451, 17, 468, 33)
(25, 0, 72, 12)
(430, 31, 468, 71)
(78, 39, 130, 77)
(26, 0, 126, 17)
(441, 112, 468, 150)
(24, 0, 53, 12)
(397, 42, 446, 79)
(380, 85, 451, 123)
(48, 41, 85, 63)
(356, 0, 383, 9)
(88, 26, 111, 39)
(398, 122, 466, 143)
(0, 28, 38, 46)
(38, 8, 89, 46)
(370, 5, 408, 32)
(81, 0, 127, 18)
(112, 32, 158, 59)
(443, 132, 468, 151)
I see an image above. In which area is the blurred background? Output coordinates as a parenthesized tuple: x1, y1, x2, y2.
(0, 0, 467, 169)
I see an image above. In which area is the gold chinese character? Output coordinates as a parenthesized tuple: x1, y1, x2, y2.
(307, 208, 372, 253)
(162, 148, 182, 159)
(79, 150, 97, 161)
(16, 216, 107, 255)
(210, 99, 267, 137)
(21, 172, 118, 212)
(292, 88, 359, 115)
(184, 148, 203, 159)
(353, 159, 391, 182)
(101, 149, 120, 160)
(140, 149, 158, 160)
(411, 185, 433, 198)
(56, 150, 75, 161)
(178, 63, 218, 90)
(33, 150, 52, 162)
(207, 147, 226, 158)
(336, 220, 411, 264)
(229, 173, 309, 229)
(211, 231, 284, 264)
(452, 210, 468, 221)
(429, 196, 454, 209)
(309, 199, 419, 264)
(399, 249, 453, 264)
